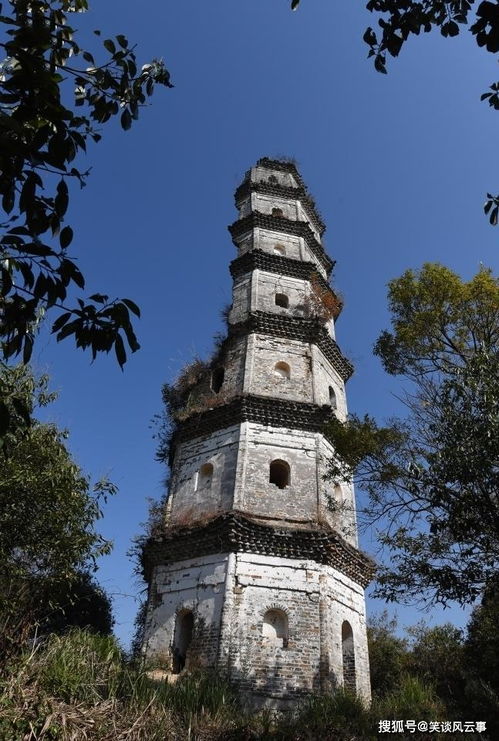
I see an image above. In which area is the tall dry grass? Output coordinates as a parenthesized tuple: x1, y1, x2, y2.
(0, 629, 478, 740)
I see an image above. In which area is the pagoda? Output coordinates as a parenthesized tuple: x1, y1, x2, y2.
(142, 158, 373, 706)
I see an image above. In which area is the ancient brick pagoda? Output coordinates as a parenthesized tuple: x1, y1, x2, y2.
(142, 158, 373, 706)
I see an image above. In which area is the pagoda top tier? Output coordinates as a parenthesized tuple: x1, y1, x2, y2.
(234, 157, 326, 238)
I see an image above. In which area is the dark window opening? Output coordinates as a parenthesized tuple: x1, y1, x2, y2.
(269, 459, 290, 489)
(211, 367, 225, 394)
(272, 207, 283, 217)
(197, 463, 213, 490)
(268, 175, 278, 185)
(172, 611, 194, 674)
(275, 293, 289, 308)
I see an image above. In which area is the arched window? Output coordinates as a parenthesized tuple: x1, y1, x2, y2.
(329, 386, 337, 409)
(275, 293, 289, 309)
(262, 609, 288, 647)
(342, 620, 356, 692)
(269, 459, 290, 489)
(172, 610, 194, 674)
(272, 207, 283, 217)
(211, 367, 225, 394)
(197, 463, 213, 490)
(268, 174, 278, 185)
(273, 243, 286, 256)
(334, 484, 343, 504)
(274, 361, 290, 380)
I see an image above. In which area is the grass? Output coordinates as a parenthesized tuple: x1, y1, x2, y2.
(0, 628, 485, 740)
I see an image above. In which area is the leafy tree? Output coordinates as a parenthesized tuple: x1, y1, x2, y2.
(465, 579, 499, 694)
(326, 264, 499, 606)
(462, 583, 499, 736)
(130, 599, 147, 660)
(406, 622, 465, 713)
(0, 0, 172, 369)
(0, 363, 116, 657)
(39, 570, 114, 636)
(367, 612, 409, 697)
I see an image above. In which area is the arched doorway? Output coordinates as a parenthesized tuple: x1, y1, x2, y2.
(172, 610, 194, 674)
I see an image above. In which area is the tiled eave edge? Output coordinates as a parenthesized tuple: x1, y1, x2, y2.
(142, 510, 375, 589)
(229, 249, 342, 318)
(174, 393, 334, 444)
(228, 212, 334, 276)
(230, 312, 353, 381)
(234, 179, 326, 237)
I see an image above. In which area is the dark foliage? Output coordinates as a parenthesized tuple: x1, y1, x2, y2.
(326, 265, 499, 606)
(0, 0, 172, 374)
(0, 364, 115, 661)
(39, 571, 114, 636)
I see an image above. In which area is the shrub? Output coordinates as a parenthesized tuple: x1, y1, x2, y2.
(376, 675, 445, 722)
(38, 629, 123, 704)
(287, 688, 374, 740)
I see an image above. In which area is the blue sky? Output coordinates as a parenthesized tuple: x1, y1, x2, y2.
(32, 1, 499, 646)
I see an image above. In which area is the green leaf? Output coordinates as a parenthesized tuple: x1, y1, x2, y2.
(1, 267, 13, 296)
(121, 108, 132, 130)
(51, 312, 72, 333)
(66, 260, 85, 289)
(11, 397, 31, 427)
(22, 334, 33, 364)
(60, 225, 73, 249)
(19, 173, 36, 214)
(55, 179, 69, 218)
(114, 334, 126, 368)
(56, 320, 80, 342)
(103, 38, 116, 54)
(23, 242, 54, 257)
(0, 401, 10, 438)
(122, 298, 141, 317)
(89, 293, 109, 304)
(2, 188, 15, 214)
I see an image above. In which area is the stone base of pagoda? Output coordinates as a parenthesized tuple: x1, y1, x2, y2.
(142, 521, 372, 705)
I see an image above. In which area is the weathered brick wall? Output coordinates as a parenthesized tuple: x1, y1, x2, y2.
(167, 420, 357, 539)
(251, 193, 298, 221)
(144, 554, 229, 670)
(322, 567, 371, 700)
(317, 436, 358, 547)
(144, 552, 370, 704)
(312, 346, 346, 413)
(247, 335, 315, 403)
(254, 228, 327, 277)
(226, 554, 370, 703)
(180, 330, 344, 413)
(252, 271, 310, 318)
(236, 234, 253, 255)
(253, 166, 298, 189)
(167, 426, 240, 524)
(234, 422, 319, 521)
(230, 275, 251, 324)
(255, 228, 302, 261)
(245, 335, 345, 410)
